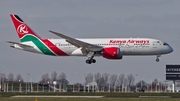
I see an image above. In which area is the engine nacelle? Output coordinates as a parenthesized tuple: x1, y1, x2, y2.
(102, 47, 123, 59)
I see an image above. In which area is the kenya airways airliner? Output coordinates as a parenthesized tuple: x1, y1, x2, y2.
(8, 14, 173, 64)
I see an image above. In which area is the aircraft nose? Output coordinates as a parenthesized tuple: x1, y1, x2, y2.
(169, 46, 173, 53)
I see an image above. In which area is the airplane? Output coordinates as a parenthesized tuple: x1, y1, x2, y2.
(8, 14, 173, 64)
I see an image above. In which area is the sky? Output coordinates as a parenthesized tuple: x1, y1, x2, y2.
(0, 0, 180, 84)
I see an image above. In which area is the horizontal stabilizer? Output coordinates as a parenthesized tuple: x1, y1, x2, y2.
(7, 41, 33, 48)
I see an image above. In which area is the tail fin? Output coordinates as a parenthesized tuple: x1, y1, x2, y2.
(10, 14, 41, 42)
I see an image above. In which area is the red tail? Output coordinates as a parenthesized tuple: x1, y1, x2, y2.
(10, 14, 41, 41)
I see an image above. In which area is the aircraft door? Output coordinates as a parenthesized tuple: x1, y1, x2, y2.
(153, 41, 158, 48)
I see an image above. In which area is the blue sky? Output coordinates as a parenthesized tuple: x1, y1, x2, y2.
(0, 0, 180, 84)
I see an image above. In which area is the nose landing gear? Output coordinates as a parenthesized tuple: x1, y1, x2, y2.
(156, 55, 161, 62)
(156, 58, 159, 62)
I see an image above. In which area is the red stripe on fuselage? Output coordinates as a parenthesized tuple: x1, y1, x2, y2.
(42, 39, 69, 56)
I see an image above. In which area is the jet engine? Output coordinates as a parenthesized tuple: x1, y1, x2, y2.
(102, 47, 123, 59)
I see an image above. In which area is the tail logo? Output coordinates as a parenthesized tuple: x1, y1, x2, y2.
(17, 24, 28, 35)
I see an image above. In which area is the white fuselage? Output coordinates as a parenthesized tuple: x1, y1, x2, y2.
(19, 38, 173, 57)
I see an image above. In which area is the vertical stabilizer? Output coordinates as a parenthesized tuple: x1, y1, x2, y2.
(10, 14, 41, 42)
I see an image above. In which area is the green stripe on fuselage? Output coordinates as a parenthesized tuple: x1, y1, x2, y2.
(20, 35, 56, 56)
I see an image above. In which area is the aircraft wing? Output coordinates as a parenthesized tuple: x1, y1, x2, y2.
(49, 30, 103, 52)
(7, 41, 33, 48)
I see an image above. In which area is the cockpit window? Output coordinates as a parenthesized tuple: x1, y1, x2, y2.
(163, 43, 169, 46)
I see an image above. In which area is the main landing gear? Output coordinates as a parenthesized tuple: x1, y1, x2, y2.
(86, 52, 96, 64)
(86, 58, 96, 64)
(156, 55, 161, 62)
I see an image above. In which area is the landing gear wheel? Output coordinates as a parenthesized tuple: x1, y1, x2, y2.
(91, 59, 96, 63)
(86, 60, 91, 64)
(156, 58, 159, 62)
(86, 59, 96, 64)
(156, 55, 161, 62)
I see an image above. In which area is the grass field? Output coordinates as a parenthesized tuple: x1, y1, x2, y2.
(1, 98, 180, 101)
(1, 92, 180, 101)
(1, 92, 180, 97)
